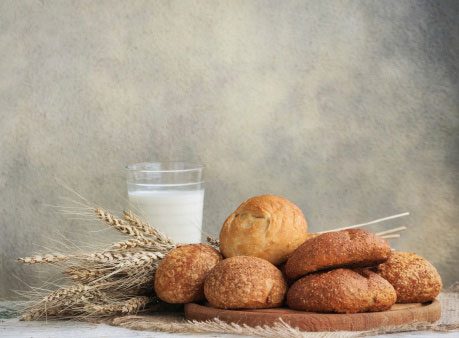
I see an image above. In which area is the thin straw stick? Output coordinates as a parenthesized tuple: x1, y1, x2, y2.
(376, 226, 407, 236)
(318, 212, 410, 234)
(381, 234, 401, 239)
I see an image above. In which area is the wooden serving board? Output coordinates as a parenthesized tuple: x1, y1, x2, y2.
(185, 301, 440, 332)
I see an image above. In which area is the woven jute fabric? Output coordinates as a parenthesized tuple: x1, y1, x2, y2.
(107, 290, 459, 337)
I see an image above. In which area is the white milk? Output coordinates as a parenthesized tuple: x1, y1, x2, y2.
(128, 189, 204, 243)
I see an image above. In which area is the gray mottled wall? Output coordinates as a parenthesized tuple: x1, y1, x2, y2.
(0, 0, 458, 298)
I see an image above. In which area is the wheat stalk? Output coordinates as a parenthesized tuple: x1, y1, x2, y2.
(95, 208, 174, 250)
(21, 284, 106, 320)
(85, 296, 151, 316)
(377, 226, 407, 236)
(65, 266, 108, 283)
(319, 212, 410, 233)
(65, 253, 162, 291)
(112, 238, 156, 250)
(18, 249, 164, 266)
(86, 251, 164, 264)
(18, 253, 70, 264)
(123, 210, 154, 234)
(18, 204, 176, 320)
(120, 296, 150, 314)
(111, 237, 173, 252)
(123, 211, 173, 243)
(94, 208, 146, 237)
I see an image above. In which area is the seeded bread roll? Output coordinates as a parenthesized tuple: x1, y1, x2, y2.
(285, 229, 391, 279)
(154, 244, 222, 303)
(287, 268, 396, 313)
(204, 256, 287, 309)
(376, 252, 442, 303)
(219, 195, 308, 265)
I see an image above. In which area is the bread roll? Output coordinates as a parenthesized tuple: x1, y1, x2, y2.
(285, 229, 391, 279)
(287, 268, 396, 313)
(204, 256, 287, 309)
(376, 252, 442, 303)
(154, 244, 222, 303)
(219, 195, 308, 265)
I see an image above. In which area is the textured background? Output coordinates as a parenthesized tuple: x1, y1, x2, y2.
(0, 0, 458, 298)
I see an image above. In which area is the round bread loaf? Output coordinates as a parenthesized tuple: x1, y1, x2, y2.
(154, 244, 222, 304)
(287, 268, 396, 313)
(376, 251, 442, 303)
(285, 229, 391, 279)
(204, 256, 287, 309)
(219, 195, 308, 265)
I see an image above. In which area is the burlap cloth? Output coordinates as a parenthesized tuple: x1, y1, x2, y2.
(106, 287, 459, 337)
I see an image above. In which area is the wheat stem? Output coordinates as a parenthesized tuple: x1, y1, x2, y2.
(381, 234, 401, 239)
(376, 226, 407, 236)
(318, 212, 410, 234)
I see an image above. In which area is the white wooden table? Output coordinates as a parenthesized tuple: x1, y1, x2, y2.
(1, 302, 456, 337)
(3, 318, 457, 338)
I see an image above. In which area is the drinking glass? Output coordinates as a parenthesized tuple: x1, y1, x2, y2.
(126, 162, 204, 243)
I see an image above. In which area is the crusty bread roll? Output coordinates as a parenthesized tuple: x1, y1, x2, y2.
(285, 229, 391, 279)
(219, 195, 308, 265)
(287, 268, 396, 313)
(376, 252, 442, 303)
(204, 256, 287, 309)
(154, 244, 222, 303)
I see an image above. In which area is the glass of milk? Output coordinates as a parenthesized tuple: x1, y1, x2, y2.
(126, 162, 204, 243)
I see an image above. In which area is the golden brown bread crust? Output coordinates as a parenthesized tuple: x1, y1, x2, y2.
(285, 229, 391, 279)
(204, 256, 287, 309)
(154, 244, 222, 303)
(375, 252, 442, 303)
(219, 195, 308, 265)
(287, 268, 396, 313)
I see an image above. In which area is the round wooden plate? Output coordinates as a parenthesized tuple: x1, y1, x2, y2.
(184, 301, 440, 332)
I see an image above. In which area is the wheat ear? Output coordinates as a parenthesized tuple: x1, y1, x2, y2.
(111, 238, 160, 250)
(21, 284, 104, 320)
(87, 251, 164, 264)
(42, 284, 95, 303)
(65, 266, 108, 283)
(111, 237, 173, 252)
(18, 253, 70, 264)
(85, 296, 150, 316)
(95, 208, 145, 237)
(123, 210, 174, 246)
(19, 249, 165, 266)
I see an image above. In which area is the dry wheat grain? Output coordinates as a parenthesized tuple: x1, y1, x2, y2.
(85, 296, 150, 316)
(65, 266, 107, 282)
(111, 237, 168, 251)
(121, 296, 150, 313)
(18, 253, 70, 264)
(123, 211, 174, 247)
(95, 208, 144, 237)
